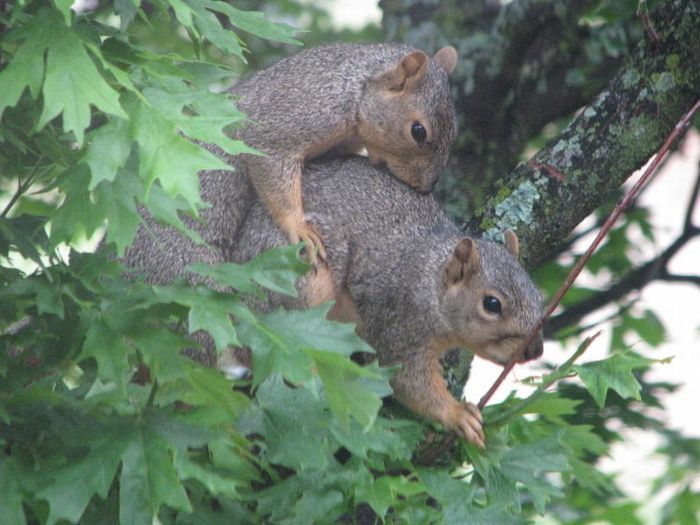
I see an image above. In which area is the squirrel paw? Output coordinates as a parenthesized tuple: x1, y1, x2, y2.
(291, 221, 327, 264)
(444, 401, 485, 449)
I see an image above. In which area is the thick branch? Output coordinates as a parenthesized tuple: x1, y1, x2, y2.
(469, 0, 700, 268)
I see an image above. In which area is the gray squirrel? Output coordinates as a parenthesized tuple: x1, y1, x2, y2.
(211, 156, 543, 448)
(220, 42, 458, 259)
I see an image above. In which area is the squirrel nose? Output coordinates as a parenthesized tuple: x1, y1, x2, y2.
(521, 333, 544, 362)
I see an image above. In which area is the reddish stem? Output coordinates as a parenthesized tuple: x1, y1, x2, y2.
(477, 98, 700, 410)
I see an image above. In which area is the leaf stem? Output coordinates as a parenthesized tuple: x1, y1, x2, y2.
(486, 331, 600, 428)
(0, 157, 43, 218)
(146, 379, 159, 408)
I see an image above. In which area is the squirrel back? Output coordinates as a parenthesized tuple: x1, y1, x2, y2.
(230, 155, 543, 446)
(232, 43, 457, 191)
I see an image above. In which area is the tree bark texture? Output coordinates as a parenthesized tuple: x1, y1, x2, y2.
(382, 0, 700, 268)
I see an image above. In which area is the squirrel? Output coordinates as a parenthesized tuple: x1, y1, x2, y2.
(122, 43, 458, 312)
(222, 155, 544, 448)
(223, 42, 459, 259)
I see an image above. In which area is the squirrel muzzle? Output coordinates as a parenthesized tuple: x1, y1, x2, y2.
(520, 332, 544, 362)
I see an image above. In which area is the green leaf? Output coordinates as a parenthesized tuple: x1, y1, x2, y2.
(0, 216, 51, 269)
(330, 418, 419, 461)
(0, 12, 51, 118)
(238, 376, 335, 470)
(662, 485, 700, 525)
(0, 275, 64, 317)
(119, 421, 192, 523)
(37, 19, 127, 146)
(310, 351, 387, 429)
(573, 351, 653, 407)
(256, 304, 374, 358)
(37, 429, 126, 525)
(523, 393, 582, 425)
(129, 325, 192, 383)
(469, 431, 569, 515)
(141, 84, 253, 158)
(83, 117, 133, 190)
(156, 367, 249, 420)
(0, 458, 26, 525)
(286, 489, 344, 525)
(188, 2, 246, 59)
(168, 0, 195, 28)
(114, 0, 139, 29)
(418, 468, 474, 508)
(174, 455, 238, 497)
(50, 167, 106, 250)
(189, 244, 309, 297)
(144, 183, 205, 245)
(152, 284, 241, 351)
(79, 319, 134, 389)
(497, 432, 569, 513)
(562, 424, 608, 456)
(626, 309, 667, 346)
(356, 475, 425, 518)
(254, 468, 362, 524)
(203, 1, 301, 45)
(95, 170, 143, 256)
(53, 0, 74, 25)
(126, 93, 228, 209)
(417, 469, 523, 524)
(238, 304, 375, 388)
(567, 457, 616, 495)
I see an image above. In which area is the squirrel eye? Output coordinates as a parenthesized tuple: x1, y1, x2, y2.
(483, 295, 502, 315)
(410, 122, 427, 144)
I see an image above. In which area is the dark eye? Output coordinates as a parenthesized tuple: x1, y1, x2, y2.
(483, 296, 502, 315)
(411, 122, 427, 144)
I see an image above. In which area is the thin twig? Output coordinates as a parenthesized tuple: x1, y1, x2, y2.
(0, 159, 43, 218)
(0, 178, 27, 218)
(486, 331, 601, 427)
(637, 0, 661, 43)
(477, 98, 700, 411)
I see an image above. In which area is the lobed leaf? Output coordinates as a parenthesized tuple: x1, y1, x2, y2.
(37, 15, 127, 146)
(573, 351, 653, 407)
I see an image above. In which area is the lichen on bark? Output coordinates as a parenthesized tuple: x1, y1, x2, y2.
(466, 0, 700, 267)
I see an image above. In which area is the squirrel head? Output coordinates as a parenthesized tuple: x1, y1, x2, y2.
(439, 231, 544, 366)
(357, 46, 458, 193)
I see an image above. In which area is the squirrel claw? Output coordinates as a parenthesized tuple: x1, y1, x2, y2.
(444, 401, 486, 448)
(293, 221, 327, 265)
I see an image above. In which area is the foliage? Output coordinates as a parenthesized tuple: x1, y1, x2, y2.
(0, 1, 697, 524)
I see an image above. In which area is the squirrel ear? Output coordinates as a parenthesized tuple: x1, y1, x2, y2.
(433, 46, 458, 75)
(503, 229, 520, 258)
(442, 237, 479, 286)
(378, 50, 428, 91)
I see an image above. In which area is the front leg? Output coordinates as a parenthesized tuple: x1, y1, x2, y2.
(391, 349, 485, 448)
(245, 155, 327, 262)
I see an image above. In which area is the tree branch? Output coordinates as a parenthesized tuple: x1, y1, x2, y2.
(478, 97, 700, 410)
(469, 0, 700, 268)
(659, 272, 700, 285)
